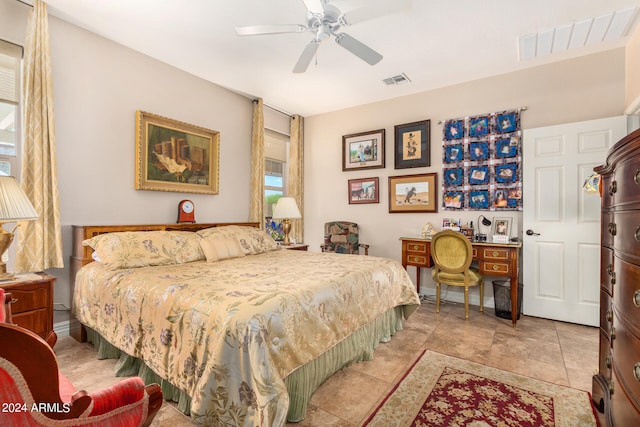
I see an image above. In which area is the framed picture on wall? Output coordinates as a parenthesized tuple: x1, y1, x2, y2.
(135, 111, 220, 194)
(348, 177, 379, 204)
(342, 129, 385, 171)
(388, 173, 438, 213)
(394, 120, 430, 169)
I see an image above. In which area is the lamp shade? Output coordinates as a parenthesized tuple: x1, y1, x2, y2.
(0, 176, 38, 223)
(272, 197, 301, 219)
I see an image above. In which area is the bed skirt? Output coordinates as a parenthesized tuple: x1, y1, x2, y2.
(84, 304, 410, 423)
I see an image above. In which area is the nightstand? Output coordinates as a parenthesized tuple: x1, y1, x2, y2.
(1, 272, 56, 346)
(280, 243, 309, 251)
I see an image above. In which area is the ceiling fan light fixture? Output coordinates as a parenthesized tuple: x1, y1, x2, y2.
(317, 24, 331, 40)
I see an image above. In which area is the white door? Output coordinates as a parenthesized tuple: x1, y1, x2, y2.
(522, 116, 629, 326)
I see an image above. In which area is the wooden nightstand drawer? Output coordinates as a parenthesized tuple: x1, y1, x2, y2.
(5, 285, 49, 314)
(12, 309, 48, 335)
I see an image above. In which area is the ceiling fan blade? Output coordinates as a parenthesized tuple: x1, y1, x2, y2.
(235, 25, 307, 36)
(301, 0, 325, 15)
(334, 33, 382, 65)
(342, 0, 411, 26)
(293, 39, 321, 73)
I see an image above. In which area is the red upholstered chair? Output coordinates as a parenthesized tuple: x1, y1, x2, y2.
(0, 295, 163, 426)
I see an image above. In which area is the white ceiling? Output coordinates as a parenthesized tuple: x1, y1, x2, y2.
(42, 0, 640, 117)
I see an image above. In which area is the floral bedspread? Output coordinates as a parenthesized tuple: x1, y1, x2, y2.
(73, 250, 419, 426)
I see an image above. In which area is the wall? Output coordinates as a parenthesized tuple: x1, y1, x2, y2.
(1, 0, 254, 311)
(626, 20, 640, 112)
(0, 0, 631, 314)
(304, 49, 627, 301)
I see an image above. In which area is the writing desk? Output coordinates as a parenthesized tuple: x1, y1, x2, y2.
(400, 237, 522, 326)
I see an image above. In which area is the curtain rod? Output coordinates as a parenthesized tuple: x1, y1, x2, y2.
(16, 0, 33, 7)
(436, 106, 527, 124)
(253, 99, 293, 118)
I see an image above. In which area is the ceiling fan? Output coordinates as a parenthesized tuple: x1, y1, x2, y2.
(235, 0, 411, 73)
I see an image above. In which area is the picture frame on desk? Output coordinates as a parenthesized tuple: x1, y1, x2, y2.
(492, 217, 511, 243)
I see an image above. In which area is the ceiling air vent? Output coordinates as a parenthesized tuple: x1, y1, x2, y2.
(383, 73, 411, 86)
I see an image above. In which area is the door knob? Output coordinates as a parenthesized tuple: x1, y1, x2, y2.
(526, 229, 540, 236)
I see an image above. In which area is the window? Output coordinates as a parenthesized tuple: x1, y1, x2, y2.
(265, 158, 284, 216)
(0, 40, 22, 177)
(264, 129, 289, 217)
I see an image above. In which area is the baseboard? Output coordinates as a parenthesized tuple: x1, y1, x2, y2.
(53, 318, 81, 338)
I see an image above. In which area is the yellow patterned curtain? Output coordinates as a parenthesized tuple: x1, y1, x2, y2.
(289, 115, 304, 243)
(15, 0, 63, 272)
(249, 98, 265, 227)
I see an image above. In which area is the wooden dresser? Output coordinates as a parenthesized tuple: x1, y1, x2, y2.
(592, 127, 640, 425)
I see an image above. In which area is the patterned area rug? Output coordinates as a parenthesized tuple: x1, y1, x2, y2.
(363, 350, 599, 427)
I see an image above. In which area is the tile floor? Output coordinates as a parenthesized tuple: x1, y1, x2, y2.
(54, 300, 601, 426)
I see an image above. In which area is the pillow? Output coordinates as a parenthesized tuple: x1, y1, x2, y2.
(200, 236, 245, 262)
(83, 230, 205, 270)
(196, 225, 280, 255)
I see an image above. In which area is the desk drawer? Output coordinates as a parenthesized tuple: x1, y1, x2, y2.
(480, 261, 510, 275)
(482, 248, 510, 260)
(406, 254, 429, 266)
(405, 241, 428, 253)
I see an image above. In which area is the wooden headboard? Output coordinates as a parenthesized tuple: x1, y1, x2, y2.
(70, 222, 259, 281)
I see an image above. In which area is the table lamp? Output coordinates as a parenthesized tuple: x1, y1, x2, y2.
(0, 176, 39, 280)
(475, 215, 492, 242)
(272, 197, 301, 245)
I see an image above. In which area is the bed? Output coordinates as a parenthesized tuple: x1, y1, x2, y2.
(70, 222, 420, 426)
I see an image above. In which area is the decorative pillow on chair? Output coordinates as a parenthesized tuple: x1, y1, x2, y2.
(83, 230, 205, 270)
(200, 236, 246, 262)
(197, 226, 280, 255)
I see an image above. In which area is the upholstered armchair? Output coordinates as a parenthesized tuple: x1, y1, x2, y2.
(321, 221, 369, 255)
(0, 299, 163, 426)
(430, 230, 484, 319)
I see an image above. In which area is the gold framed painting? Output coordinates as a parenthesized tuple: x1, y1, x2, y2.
(388, 173, 438, 213)
(135, 111, 219, 194)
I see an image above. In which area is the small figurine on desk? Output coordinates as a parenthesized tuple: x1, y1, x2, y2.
(421, 222, 435, 238)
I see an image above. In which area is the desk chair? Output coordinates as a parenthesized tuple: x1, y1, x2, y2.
(321, 221, 369, 255)
(430, 230, 484, 319)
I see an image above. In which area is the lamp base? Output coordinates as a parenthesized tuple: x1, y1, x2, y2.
(281, 218, 293, 245)
(0, 272, 15, 282)
(0, 230, 15, 281)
